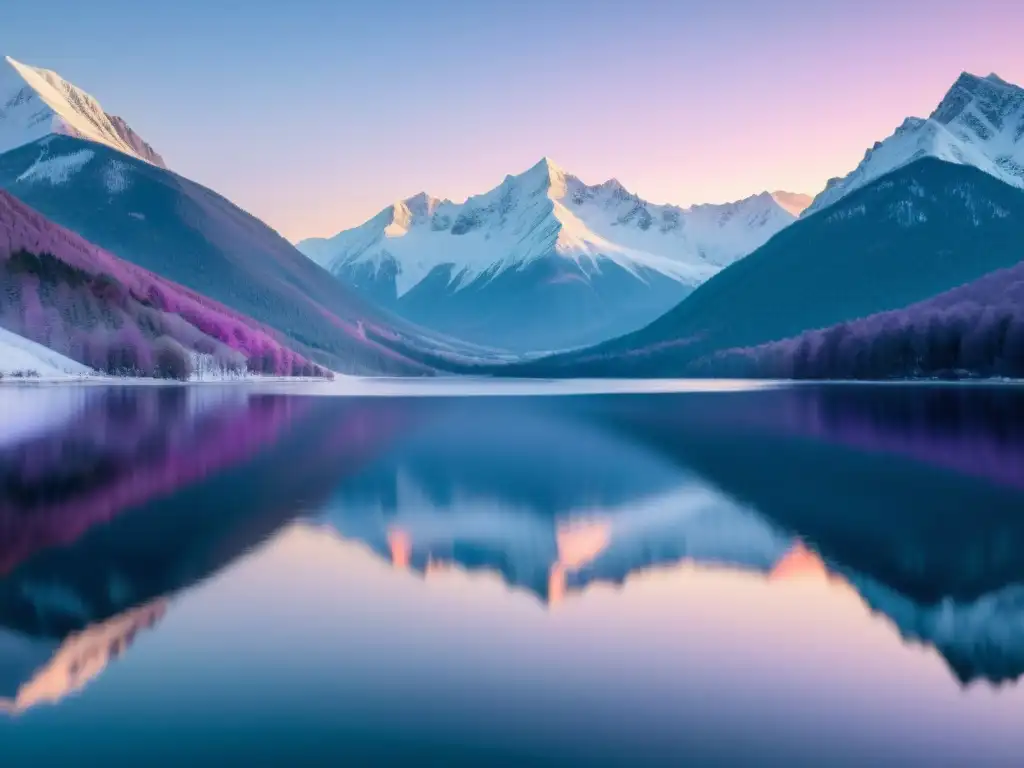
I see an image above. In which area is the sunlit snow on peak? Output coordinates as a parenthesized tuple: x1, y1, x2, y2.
(0, 56, 165, 167)
(300, 157, 807, 298)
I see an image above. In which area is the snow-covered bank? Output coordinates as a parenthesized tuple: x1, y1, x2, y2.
(237, 377, 781, 397)
(0, 327, 92, 379)
(0, 338, 340, 385)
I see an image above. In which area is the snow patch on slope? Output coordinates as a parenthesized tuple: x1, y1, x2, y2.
(0, 56, 165, 167)
(102, 159, 131, 193)
(0, 326, 92, 379)
(15, 148, 94, 185)
(805, 72, 1024, 217)
(300, 158, 805, 297)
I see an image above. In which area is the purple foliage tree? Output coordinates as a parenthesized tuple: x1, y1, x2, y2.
(0, 191, 331, 379)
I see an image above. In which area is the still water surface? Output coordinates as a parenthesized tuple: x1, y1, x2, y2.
(1, 383, 1023, 766)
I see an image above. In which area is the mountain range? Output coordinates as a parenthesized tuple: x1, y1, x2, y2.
(300, 159, 810, 351)
(0, 56, 482, 376)
(496, 71, 1024, 377)
(0, 54, 1022, 380)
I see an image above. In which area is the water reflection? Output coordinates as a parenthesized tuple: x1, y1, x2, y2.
(0, 387, 409, 713)
(326, 401, 790, 605)
(1, 600, 166, 715)
(0, 384, 1023, 764)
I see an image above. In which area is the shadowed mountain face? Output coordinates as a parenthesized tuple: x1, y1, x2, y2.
(383, 258, 692, 353)
(299, 159, 805, 353)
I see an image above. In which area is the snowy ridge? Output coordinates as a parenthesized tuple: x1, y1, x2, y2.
(300, 158, 806, 297)
(0, 56, 165, 167)
(805, 72, 1024, 217)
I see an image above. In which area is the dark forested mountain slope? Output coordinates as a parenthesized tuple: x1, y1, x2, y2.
(499, 159, 1024, 377)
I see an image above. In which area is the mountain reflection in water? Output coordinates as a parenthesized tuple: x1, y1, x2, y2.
(1, 383, 1023, 766)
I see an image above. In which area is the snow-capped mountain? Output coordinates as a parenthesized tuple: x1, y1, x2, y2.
(510, 157, 1024, 378)
(299, 159, 807, 351)
(0, 57, 482, 376)
(0, 56, 165, 167)
(804, 72, 1024, 217)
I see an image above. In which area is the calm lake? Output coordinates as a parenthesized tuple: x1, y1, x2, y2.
(1, 382, 1023, 766)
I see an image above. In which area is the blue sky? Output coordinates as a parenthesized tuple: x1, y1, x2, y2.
(2, 0, 1022, 239)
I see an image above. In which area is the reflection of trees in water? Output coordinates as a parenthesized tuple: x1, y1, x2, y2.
(0, 388, 300, 577)
(576, 386, 1024, 686)
(757, 385, 1024, 490)
(601, 384, 1024, 490)
(4, 387, 1024, 699)
(0, 392, 412, 702)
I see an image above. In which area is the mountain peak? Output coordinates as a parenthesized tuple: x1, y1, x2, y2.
(531, 156, 563, 174)
(525, 156, 565, 179)
(931, 70, 1024, 125)
(804, 71, 1024, 217)
(299, 155, 802, 316)
(506, 157, 569, 198)
(399, 191, 440, 217)
(0, 55, 165, 167)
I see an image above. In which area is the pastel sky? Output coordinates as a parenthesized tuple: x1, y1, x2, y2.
(2, 0, 1022, 241)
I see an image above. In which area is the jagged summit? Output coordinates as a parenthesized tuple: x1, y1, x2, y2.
(526, 155, 562, 176)
(931, 70, 1023, 124)
(401, 191, 442, 214)
(300, 158, 807, 299)
(298, 158, 809, 351)
(0, 56, 165, 167)
(805, 70, 1024, 217)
